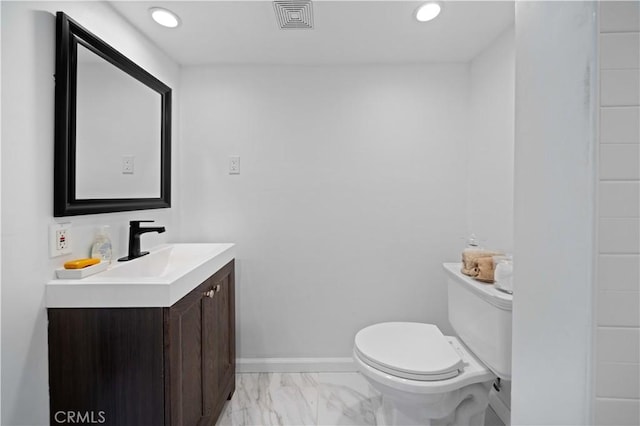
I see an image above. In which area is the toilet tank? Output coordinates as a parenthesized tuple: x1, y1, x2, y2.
(443, 263, 512, 379)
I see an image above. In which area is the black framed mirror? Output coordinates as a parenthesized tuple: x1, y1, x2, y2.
(54, 12, 171, 217)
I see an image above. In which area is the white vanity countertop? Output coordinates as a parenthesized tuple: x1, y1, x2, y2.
(46, 243, 235, 308)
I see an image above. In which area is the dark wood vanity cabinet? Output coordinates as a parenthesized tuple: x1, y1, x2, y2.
(48, 260, 235, 426)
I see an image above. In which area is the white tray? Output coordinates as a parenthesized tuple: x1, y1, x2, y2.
(55, 261, 108, 279)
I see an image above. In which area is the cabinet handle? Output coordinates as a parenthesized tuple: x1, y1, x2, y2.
(203, 285, 221, 299)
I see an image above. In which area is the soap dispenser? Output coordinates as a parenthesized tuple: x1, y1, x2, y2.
(91, 226, 113, 264)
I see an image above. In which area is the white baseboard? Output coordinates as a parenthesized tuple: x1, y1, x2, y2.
(489, 388, 511, 426)
(237, 357, 356, 373)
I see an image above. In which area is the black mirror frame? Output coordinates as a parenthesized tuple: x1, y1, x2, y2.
(54, 12, 171, 217)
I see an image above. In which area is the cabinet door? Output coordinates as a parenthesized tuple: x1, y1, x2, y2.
(167, 261, 235, 426)
(167, 278, 213, 426)
(203, 261, 236, 421)
(48, 308, 165, 426)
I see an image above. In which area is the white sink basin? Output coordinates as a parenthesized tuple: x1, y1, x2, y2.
(46, 243, 235, 308)
(99, 244, 214, 278)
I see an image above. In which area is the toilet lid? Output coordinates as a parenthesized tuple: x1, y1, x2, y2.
(354, 322, 463, 381)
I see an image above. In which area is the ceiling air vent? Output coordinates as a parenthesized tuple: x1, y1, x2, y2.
(273, 0, 314, 30)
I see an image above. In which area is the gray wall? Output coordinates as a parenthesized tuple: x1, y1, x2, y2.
(178, 64, 470, 360)
(1, 2, 180, 424)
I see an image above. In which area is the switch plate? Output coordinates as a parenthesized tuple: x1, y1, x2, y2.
(122, 156, 135, 174)
(49, 223, 72, 257)
(229, 155, 240, 174)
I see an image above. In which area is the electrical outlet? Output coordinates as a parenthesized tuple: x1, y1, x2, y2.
(50, 223, 72, 257)
(56, 229, 67, 250)
(229, 155, 240, 175)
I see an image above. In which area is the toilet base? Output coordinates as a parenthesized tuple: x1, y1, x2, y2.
(364, 375, 493, 426)
(353, 334, 498, 426)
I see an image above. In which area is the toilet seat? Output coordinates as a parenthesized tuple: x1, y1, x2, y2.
(354, 333, 496, 395)
(354, 322, 464, 381)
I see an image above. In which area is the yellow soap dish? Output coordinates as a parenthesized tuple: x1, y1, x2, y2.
(64, 258, 100, 269)
(56, 260, 108, 279)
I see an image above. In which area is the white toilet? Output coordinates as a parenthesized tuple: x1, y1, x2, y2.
(353, 263, 513, 426)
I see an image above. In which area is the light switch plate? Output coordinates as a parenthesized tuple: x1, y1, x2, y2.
(229, 155, 240, 174)
(122, 156, 135, 174)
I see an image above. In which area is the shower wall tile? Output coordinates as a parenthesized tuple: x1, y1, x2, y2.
(600, 1, 640, 33)
(599, 218, 640, 254)
(594, 399, 640, 426)
(596, 363, 640, 398)
(598, 255, 640, 291)
(601, 69, 640, 106)
(597, 327, 640, 364)
(599, 144, 640, 180)
(600, 107, 640, 144)
(600, 33, 640, 69)
(597, 291, 640, 327)
(599, 181, 640, 217)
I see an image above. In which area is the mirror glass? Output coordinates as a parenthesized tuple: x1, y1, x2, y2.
(75, 44, 162, 199)
(54, 12, 171, 217)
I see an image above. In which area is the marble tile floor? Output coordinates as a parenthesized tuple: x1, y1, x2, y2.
(215, 372, 505, 426)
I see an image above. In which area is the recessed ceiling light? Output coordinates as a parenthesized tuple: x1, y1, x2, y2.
(415, 2, 442, 22)
(149, 7, 181, 28)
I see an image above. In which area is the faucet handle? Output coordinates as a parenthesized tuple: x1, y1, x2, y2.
(130, 220, 155, 227)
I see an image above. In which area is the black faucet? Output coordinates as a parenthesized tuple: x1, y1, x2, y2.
(118, 220, 166, 262)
